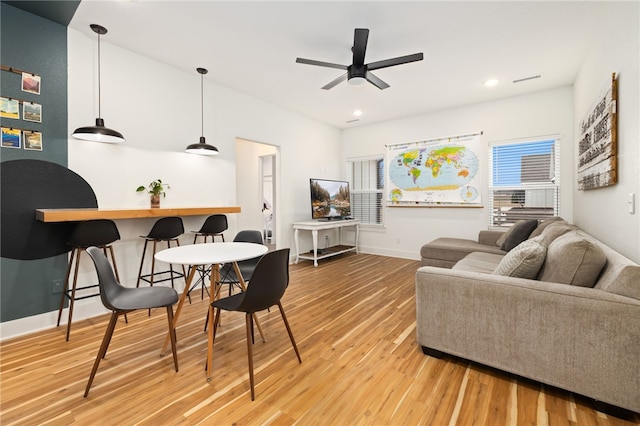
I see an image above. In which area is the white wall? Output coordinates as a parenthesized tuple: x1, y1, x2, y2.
(572, 2, 640, 262)
(341, 87, 574, 259)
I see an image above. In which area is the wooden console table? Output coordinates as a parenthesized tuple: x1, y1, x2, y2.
(35, 206, 241, 222)
(293, 219, 359, 267)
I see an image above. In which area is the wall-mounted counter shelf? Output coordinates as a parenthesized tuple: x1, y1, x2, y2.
(35, 206, 241, 222)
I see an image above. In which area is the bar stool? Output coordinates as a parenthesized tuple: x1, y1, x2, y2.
(57, 219, 121, 341)
(136, 216, 186, 290)
(188, 214, 228, 302)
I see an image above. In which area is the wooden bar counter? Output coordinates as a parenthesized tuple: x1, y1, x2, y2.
(35, 207, 241, 223)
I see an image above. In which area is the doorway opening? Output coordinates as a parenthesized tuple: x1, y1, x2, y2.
(235, 139, 278, 249)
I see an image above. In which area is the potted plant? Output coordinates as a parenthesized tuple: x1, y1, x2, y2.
(136, 179, 169, 208)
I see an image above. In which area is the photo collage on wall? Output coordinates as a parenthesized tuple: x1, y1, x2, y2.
(0, 68, 43, 151)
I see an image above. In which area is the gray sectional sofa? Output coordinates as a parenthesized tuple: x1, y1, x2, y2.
(416, 219, 640, 413)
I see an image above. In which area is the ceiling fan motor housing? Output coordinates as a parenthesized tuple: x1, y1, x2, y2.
(348, 64, 366, 81)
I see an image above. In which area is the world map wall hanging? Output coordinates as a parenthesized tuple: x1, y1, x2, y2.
(386, 132, 483, 206)
(577, 73, 618, 191)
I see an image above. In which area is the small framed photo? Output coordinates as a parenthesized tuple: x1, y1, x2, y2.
(0, 97, 20, 119)
(1, 127, 21, 149)
(23, 131, 43, 151)
(23, 102, 42, 123)
(22, 72, 41, 95)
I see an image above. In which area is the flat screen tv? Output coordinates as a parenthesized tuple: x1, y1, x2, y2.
(310, 178, 351, 220)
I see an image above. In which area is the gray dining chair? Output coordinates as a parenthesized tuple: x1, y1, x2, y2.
(84, 246, 179, 397)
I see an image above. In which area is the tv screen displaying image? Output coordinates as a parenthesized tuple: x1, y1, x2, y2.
(310, 178, 351, 220)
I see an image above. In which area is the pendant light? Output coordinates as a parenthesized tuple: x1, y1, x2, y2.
(72, 24, 125, 143)
(186, 67, 219, 155)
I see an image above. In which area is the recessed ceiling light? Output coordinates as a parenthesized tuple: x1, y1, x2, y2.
(484, 79, 499, 87)
(353, 109, 363, 117)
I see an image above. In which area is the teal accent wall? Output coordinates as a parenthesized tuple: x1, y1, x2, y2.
(1, 3, 69, 322)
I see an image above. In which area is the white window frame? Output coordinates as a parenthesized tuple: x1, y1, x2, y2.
(347, 156, 384, 226)
(488, 136, 561, 229)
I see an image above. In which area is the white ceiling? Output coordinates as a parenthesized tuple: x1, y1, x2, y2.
(69, 1, 609, 129)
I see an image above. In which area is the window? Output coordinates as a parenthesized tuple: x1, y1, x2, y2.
(488, 137, 560, 228)
(347, 157, 384, 226)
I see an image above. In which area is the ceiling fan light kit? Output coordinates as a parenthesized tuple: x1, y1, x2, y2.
(348, 76, 366, 87)
(186, 67, 219, 156)
(72, 24, 125, 144)
(296, 28, 423, 90)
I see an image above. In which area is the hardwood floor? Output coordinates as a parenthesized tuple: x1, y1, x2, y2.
(1, 253, 638, 425)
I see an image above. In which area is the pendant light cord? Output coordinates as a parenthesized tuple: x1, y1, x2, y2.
(201, 72, 204, 137)
(97, 31, 102, 119)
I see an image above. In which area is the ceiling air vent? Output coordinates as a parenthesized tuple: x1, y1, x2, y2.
(346, 119, 360, 124)
(513, 74, 541, 84)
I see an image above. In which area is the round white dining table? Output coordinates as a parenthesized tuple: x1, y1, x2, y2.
(154, 242, 268, 380)
(155, 242, 268, 267)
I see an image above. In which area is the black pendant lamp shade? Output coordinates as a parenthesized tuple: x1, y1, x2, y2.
(186, 67, 219, 156)
(72, 24, 125, 144)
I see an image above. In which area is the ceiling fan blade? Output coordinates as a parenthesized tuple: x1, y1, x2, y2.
(352, 28, 369, 67)
(367, 52, 424, 71)
(321, 73, 348, 90)
(296, 58, 347, 70)
(365, 71, 390, 90)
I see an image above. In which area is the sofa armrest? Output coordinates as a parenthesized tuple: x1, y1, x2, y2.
(478, 230, 504, 246)
(415, 266, 640, 412)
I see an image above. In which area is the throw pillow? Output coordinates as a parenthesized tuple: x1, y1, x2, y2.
(500, 219, 539, 252)
(539, 221, 574, 243)
(495, 219, 524, 248)
(538, 231, 607, 287)
(492, 235, 547, 279)
(528, 216, 564, 238)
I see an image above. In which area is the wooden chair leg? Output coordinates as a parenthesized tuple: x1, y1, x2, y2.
(245, 313, 255, 400)
(150, 240, 157, 287)
(206, 307, 222, 375)
(136, 240, 149, 288)
(84, 312, 119, 397)
(65, 250, 83, 341)
(57, 248, 76, 327)
(212, 308, 221, 344)
(166, 306, 179, 372)
(278, 302, 302, 363)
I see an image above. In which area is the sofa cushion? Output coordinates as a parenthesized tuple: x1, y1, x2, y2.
(538, 231, 607, 287)
(453, 252, 504, 273)
(492, 235, 547, 279)
(528, 216, 564, 239)
(539, 220, 574, 243)
(421, 237, 505, 265)
(498, 219, 539, 251)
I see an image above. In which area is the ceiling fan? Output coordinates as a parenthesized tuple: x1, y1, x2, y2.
(296, 28, 423, 90)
